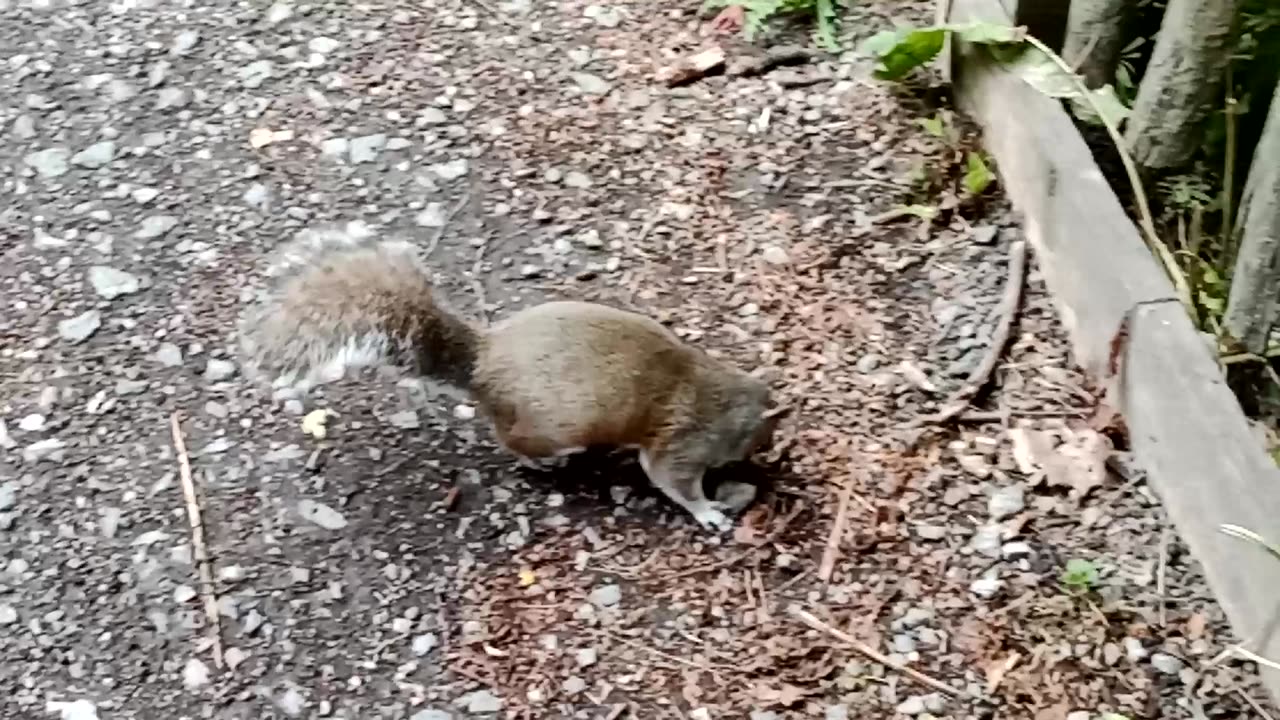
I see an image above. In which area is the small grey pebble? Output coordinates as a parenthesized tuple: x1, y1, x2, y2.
(988, 484, 1025, 520)
(58, 311, 102, 344)
(1151, 652, 1183, 675)
(172, 29, 201, 54)
(204, 359, 237, 381)
(154, 343, 183, 367)
(24, 147, 70, 178)
(563, 170, 592, 189)
(1124, 636, 1148, 662)
(855, 353, 882, 373)
(239, 60, 274, 89)
(589, 584, 621, 608)
(297, 499, 347, 530)
(72, 141, 116, 169)
(462, 690, 502, 714)
(349, 133, 387, 164)
(388, 410, 420, 430)
(88, 266, 141, 299)
(895, 696, 926, 715)
(135, 215, 179, 240)
(570, 72, 611, 95)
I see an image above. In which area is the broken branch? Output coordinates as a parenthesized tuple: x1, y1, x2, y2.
(170, 412, 224, 670)
(919, 240, 1028, 425)
(790, 606, 972, 699)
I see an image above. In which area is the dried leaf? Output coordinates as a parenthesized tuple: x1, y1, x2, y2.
(656, 46, 726, 87)
(985, 651, 1021, 693)
(777, 683, 805, 707)
(1056, 428, 1111, 500)
(249, 127, 274, 148)
(898, 360, 938, 392)
(1186, 612, 1207, 640)
(301, 408, 337, 439)
(1007, 426, 1039, 474)
(518, 567, 537, 587)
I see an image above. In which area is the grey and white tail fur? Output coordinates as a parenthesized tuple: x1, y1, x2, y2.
(237, 221, 478, 402)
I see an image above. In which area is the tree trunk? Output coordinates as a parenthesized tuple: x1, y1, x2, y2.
(1224, 76, 1280, 355)
(1124, 0, 1240, 170)
(1062, 0, 1133, 89)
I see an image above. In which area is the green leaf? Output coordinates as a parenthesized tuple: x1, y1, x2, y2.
(999, 48, 1131, 127)
(949, 21, 1025, 45)
(963, 152, 994, 195)
(1061, 558, 1100, 590)
(1070, 84, 1131, 127)
(896, 203, 939, 220)
(860, 27, 947, 80)
(813, 0, 839, 50)
(919, 116, 946, 138)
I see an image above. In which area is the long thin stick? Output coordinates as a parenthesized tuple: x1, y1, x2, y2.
(818, 452, 858, 582)
(424, 190, 472, 258)
(1157, 525, 1170, 627)
(790, 606, 970, 699)
(170, 412, 224, 669)
(921, 240, 1027, 424)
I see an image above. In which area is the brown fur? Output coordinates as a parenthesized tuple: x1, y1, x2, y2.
(239, 230, 778, 530)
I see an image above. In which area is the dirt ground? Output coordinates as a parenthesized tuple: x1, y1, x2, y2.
(1, 0, 1275, 719)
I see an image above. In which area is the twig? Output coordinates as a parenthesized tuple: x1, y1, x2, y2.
(1237, 687, 1278, 720)
(170, 412, 224, 670)
(471, 241, 490, 320)
(1066, 29, 1101, 74)
(1230, 645, 1280, 673)
(955, 407, 1086, 423)
(818, 451, 858, 583)
(727, 45, 820, 77)
(463, 0, 516, 27)
(424, 190, 472, 257)
(919, 240, 1027, 425)
(590, 628, 738, 673)
(1157, 525, 1170, 627)
(790, 606, 972, 699)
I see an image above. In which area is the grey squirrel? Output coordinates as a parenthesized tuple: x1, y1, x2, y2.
(237, 222, 783, 531)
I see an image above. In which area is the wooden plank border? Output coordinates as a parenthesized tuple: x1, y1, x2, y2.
(948, 0, 1280, 703)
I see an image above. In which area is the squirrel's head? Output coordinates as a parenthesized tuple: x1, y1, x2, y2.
(707, 369, 789, 466)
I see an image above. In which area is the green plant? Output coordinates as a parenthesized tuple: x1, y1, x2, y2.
(964, 151, 994, 196)
(910, 111, 995, 201)
(1113, 37, 1146, 106)
(859, 21, 1190, 314)
(1060, 558, 1100, 593)
(702, 0, 844, 50)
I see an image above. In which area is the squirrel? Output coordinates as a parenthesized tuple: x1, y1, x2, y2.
(237, 222, 785, 531)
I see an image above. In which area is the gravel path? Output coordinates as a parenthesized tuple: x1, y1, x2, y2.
(1, 1, 1274, 719)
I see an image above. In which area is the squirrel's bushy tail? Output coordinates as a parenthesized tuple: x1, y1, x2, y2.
(238, 222, 479, 400)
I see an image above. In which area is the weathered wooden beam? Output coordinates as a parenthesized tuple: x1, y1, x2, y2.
(950, 0, 1280, 705)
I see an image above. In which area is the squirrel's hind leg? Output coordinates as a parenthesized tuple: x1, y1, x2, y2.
(638, 449, 731, 532)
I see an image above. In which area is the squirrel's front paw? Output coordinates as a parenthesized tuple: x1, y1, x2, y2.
(690, 503, 733, 533)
